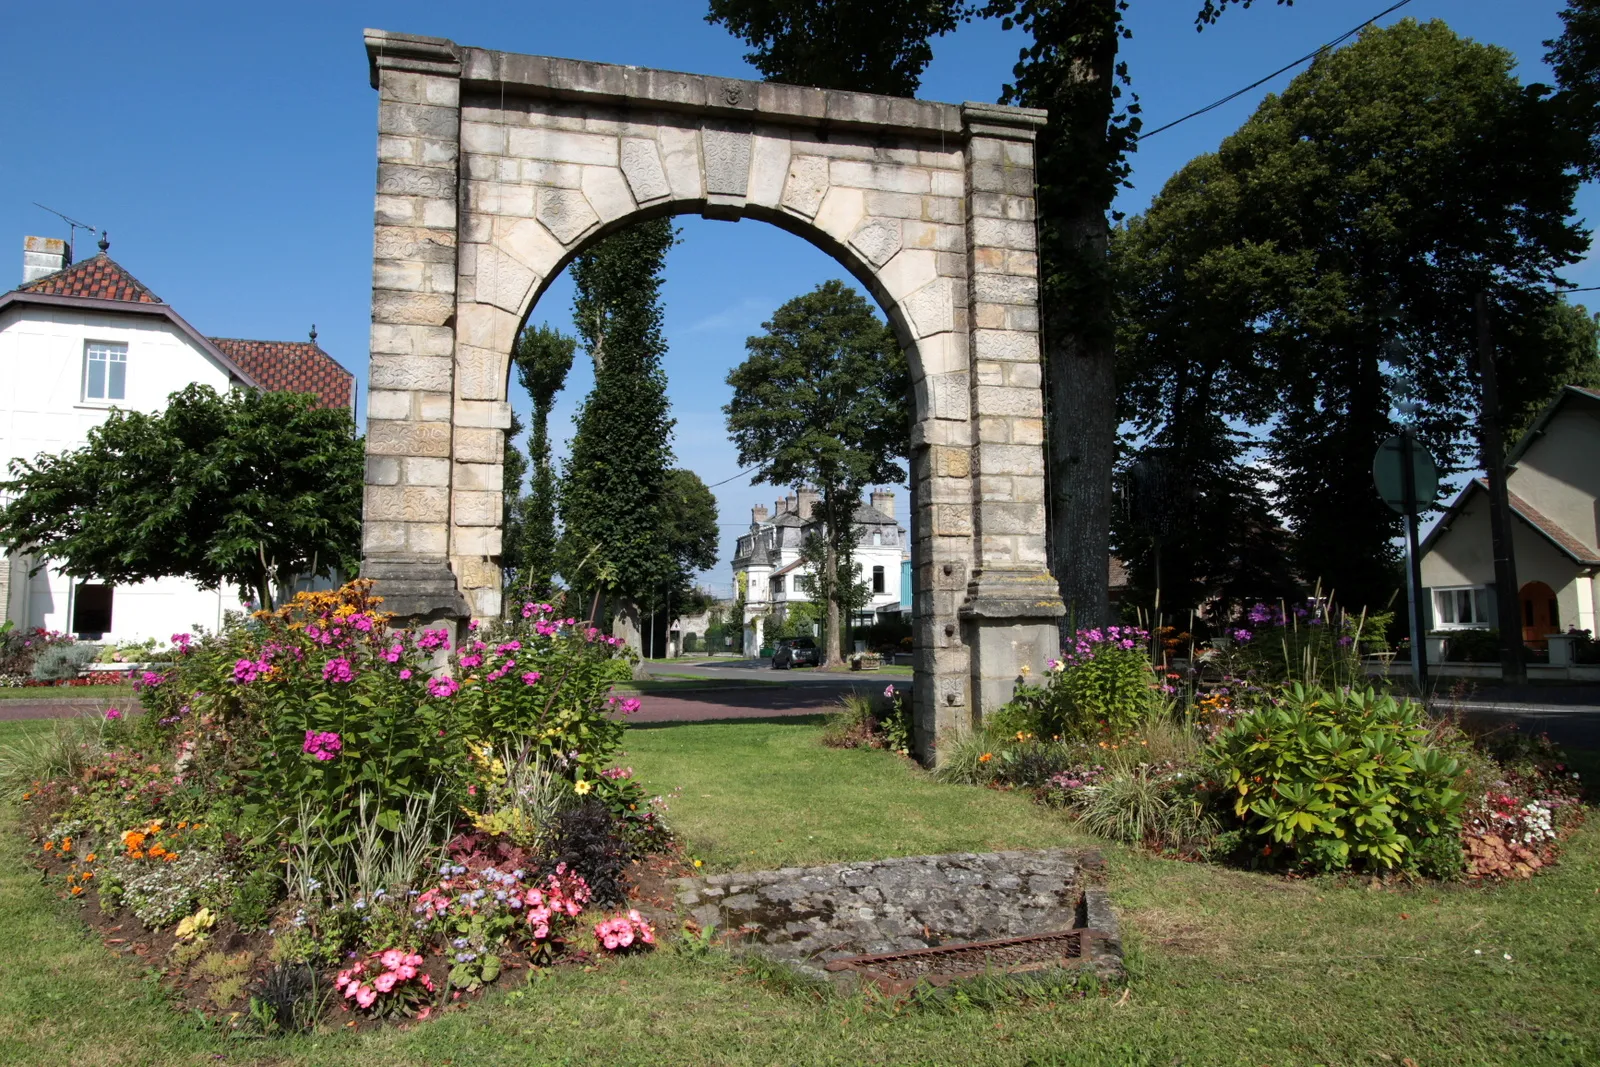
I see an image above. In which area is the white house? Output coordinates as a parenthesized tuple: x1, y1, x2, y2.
(731, 487, 907, 651)
(1419, 385, 1600, 651)
(0, 235, 355, 645)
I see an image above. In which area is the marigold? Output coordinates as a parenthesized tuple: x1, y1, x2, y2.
(70, 886, 83, 896)
(978, 753, 993, 763)
(42, 841, 54, 851)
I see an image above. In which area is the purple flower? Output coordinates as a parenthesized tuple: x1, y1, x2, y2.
(1232, 629, 1252, 642)
(427, 676, 459, 699)
(322, 658, 355, 683)
(521, 671, 542, 686)
(104, 707, 122, 721)
(400, 668, 413, 681)
(303, 730, 342, 761)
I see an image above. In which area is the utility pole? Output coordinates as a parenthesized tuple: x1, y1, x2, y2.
(1476, 292, 1526, 684)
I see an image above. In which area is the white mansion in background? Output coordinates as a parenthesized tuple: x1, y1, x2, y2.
(0, 235, 354, 645)
(732, 487, 907, 650)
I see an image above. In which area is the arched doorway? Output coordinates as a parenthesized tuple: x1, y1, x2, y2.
(358, 30, 1063, 759)
(1519, 581, 1560, 648)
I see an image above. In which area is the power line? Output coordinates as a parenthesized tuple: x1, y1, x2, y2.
(1556, 284, 1600, 293)
(704, 464, 762, 489)
(1137, 0, 1417, 141)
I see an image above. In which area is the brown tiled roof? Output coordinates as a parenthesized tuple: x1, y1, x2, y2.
(16, 253, 162, 303)
(208, 338, 354, 410)
(1459, 478, 1600, 566)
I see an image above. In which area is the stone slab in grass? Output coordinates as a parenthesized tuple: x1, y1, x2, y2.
(673, 848, 1122, 990)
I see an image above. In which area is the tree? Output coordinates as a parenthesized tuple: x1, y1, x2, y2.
(1501, 300, 1600, 440)
(661, 468, 720, 577)
(558, 220, 679, 635)
(706, 0, 972, 97)
(0, 384, 361, 611)
(500, 408, 530, 595)
(510, 324, 578, 598)
(724, 280, 909, 666)
(1547, 0, 1600, 178)
(1115, 19, 1588, 611)
(710, 0, 1289, 632)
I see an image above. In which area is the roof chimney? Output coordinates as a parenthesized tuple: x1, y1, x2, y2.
(797, 488, 819, 520)
(785, 493, 797, 515)
(22, 236, 69, 285)
(751, 503, 769, 526)
(870, 489, 895, 515)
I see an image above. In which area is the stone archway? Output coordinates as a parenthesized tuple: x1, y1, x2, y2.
(359, 29, 1063, 759)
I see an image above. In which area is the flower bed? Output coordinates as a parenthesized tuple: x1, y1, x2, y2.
(939, 610, 1588, 882)
(8, 581, 686, 1035)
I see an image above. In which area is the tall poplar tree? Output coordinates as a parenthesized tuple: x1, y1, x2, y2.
(511, 324, 578, 598)
(557, 220, 679, 636)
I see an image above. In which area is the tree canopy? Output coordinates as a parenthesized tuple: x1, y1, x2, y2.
(1115, 18, 1590, 612)
(724, 279, 908, 664)
(0, 384, 362, 611)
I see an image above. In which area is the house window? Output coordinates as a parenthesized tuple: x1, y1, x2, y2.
(797, 574, 813, 594)
(872, 565, 886, 594)
(1433, 586, 1490, 629)
(873, 531, 883, 546)
(84, 342, 127, 401)
(73, 583, 113, 638)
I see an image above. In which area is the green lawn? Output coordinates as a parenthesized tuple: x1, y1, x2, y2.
(1, 716, 1597, 1066)
(0, 685, 133, 701)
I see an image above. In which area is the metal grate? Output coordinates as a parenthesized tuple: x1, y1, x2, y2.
(823, 928, 1107, 994)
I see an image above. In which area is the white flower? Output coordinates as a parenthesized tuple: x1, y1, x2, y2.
(1504, 953, 1513, 961)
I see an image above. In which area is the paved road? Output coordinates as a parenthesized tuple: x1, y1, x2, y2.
(0, 696, 131, 722)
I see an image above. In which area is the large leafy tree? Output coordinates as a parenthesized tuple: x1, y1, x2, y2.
(0, 384, 361, 611)
(557, 220, 679, 632)
(709, 0, 1286, 631)
(1116, 19, 1589, 612)
(510, 324, 578, 597)
(1548, 0, 1600, 178)
(725, 280, 909, 666)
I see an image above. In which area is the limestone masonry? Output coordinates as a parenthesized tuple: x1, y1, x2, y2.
(360, 29, 1064, 759)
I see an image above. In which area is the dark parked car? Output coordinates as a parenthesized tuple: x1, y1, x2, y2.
(771, 636, 819, 669)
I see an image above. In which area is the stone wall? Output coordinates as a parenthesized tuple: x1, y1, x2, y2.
(361, 30, 1064, 758)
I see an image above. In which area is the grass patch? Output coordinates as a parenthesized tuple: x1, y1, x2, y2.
(0, 715, 1596, 1065)
(0, 685, 134, 702)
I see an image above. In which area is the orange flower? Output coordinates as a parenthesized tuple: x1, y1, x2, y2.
(978, 752, 993, 763)
(42, 841, 54, 851)
(69, 886, 84, 896)
(164, 853, 179, 862)
(85, 853, 97, 863)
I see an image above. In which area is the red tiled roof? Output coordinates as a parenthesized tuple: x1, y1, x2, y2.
(16, 253, 162, 303)
(208, 337, 354, 410)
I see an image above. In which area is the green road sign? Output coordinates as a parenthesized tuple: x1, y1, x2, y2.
(1372, 434, 1439, 515)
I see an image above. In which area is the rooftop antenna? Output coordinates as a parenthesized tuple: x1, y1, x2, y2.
(32, 203, 101, 264)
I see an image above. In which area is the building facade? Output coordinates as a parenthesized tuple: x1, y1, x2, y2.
(0, 236, 355, 644)
(731, 488, 907, 651)
(1419, 385, 1600, 650)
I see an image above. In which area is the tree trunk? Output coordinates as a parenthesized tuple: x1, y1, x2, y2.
(1044, 227, 1116, 635)
(823, 540, 844, 667)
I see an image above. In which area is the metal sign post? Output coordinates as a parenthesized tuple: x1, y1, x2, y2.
(1373, 432, 1440, 696)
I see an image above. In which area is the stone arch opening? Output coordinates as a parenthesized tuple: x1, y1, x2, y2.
(360, 29, 1063, 759)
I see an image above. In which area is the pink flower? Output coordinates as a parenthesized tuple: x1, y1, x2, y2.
(373, 972, 397, 993)
(383, 643, 403, 663)
(497, 641, 522, 654)
(396, 964, 417, 980)
(400, 668, 413, 680)
(322, 657, 355, 683)
(458, 653, 482, 668)
(105, 707, 122, 720)
(427, 676, 459, 699)
(302, 731, 342, 761)
(618, 697, 641, 715)
(233, 658, 262, 684)
(355, 987, 378, 1009)
(521, 671, 542, 686)
(380, 949, 404, 970)
(884, 685, 896, 699)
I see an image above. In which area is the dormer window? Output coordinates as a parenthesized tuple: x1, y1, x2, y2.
(84, 342, 127, 401)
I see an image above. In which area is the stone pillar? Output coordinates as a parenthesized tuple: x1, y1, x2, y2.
(958, 103, 1064, 715)
(362, 31, 469, 621)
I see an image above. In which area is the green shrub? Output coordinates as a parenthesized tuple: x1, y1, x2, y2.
(32, 642, 100, 681)
(1208, 684, 1464, 871)
(1069, 766, 1217, 849)
(1437, 628, 1499, 663)
(989, 626, 1158, 742)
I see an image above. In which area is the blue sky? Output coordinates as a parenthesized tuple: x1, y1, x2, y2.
(2, 1, 1589, 596)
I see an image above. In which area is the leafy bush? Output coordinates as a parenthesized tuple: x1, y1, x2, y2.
(822, 685, 911, 756)
(1437, 627, 1499, 663)
(1208, 685, 1464, 871)
(989, 626, 1157, 742)
(32, 642, 101, 681)
(542, 798, 631, 906)
(0, 623, 75, 676)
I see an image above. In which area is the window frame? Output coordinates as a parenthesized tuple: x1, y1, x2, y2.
(1432, 585, 1490, 630)
(82, 340, 128, 403)
(872, 565, 886, 594)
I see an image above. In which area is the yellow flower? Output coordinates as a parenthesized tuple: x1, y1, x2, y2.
(1020, 665, 1031, 676)
(693, 859, 703, 868)
(573, 779, 593, 796)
